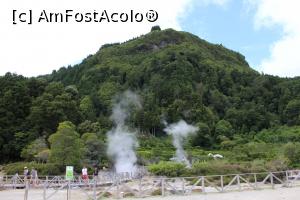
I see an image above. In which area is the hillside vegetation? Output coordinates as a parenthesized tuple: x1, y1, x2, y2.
(1, 28, 300, 175)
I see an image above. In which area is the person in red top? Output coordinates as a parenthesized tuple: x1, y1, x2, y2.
(82, 166, 88, 183)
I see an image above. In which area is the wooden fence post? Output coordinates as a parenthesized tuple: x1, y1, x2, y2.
(24, 180, 29, 200)
(182, 178, 185, 195)
(161, 178, 165, 197)
(43, 182, 46, 200)
(67, 180, 71, 200)
(201, 176, 205, 193)
(270, 173, 274, 189)
(237, 175, 241, 191)
(254, 173, 258, 189)
(116, 178, 120, 199)
(93, 178, 96, 200)
(220, 176, 224, 192)
(138, 178, 142, 197)
(285, 171, 289, 187)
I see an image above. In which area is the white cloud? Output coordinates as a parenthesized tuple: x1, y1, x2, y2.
(207, 0, 231, 6)
(0, 0, 193, 77)
(194, 0, 231, 8)
(249, 0, 300, 77)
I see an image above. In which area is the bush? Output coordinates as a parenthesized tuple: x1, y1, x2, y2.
(231, 142, 277, 161)
(137, 150, 153, 160)
(255, 126, 300, 143)
(248, 159, 267, 173)
(187, 148, 208, 162)
(191, 160, 247, 175)
(20, 137, 48, 161)
(265, 159, 288, 171)
(4, 162, 62, 175)
(148, 161, 187, 177)
(283, 142, 300, 166)
(148, 158, 289, 178)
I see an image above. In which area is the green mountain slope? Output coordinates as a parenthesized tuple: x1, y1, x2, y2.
(1, 28, 300, 162)
(48, 29, 255, 92)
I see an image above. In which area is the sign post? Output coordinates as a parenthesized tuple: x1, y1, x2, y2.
(65, 166, 74, 180)
(65, 166, 74, 200)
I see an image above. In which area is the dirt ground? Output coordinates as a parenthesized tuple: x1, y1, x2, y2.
(1, 187, 300, 200)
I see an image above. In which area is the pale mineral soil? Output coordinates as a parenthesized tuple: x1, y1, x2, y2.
(125, 187, 300, 200)
(1, 187, 300, 200)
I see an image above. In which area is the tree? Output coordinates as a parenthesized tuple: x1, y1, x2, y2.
(97, 81, 121, 114)
(191, 122, 212, 148)
(48, 121, 84, 169)
(21, 137, 48, 161)
(215, 120, 234, 138)
(80, 96, 96, 120)
(81, 133, 105, 166)
(0, 73, 33, 161)
(284, 100, 300, 125)
(28, 82, 82, 135)
(35, 149, 50, 163)
(77, 120, 102, 135)
(151, 25, 161, 32)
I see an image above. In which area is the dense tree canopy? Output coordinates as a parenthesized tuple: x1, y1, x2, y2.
(48, 121, 84, 169)
(1, 29, 300, 163)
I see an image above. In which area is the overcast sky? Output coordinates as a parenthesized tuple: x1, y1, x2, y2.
(0, 0, 299, 77)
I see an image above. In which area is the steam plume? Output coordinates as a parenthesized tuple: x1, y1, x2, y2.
(107, 91, 141, 173)
(163, 120, 198, 167)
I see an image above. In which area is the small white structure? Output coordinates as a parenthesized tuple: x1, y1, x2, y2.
(208, 153, 224, 159)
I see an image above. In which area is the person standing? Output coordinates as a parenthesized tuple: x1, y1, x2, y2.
(93, 166, 99, 177)
(30, 167, 38, 187)
(23, 167, 30, 181)
(82, 166, 88, 183)
(93, 165, 99, 183)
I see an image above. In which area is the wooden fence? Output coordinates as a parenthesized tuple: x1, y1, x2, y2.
(1, 170, 300, 199)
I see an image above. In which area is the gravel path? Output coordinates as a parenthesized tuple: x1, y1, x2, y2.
(125, 187, 300, 200)
(1, 186, 300, 200)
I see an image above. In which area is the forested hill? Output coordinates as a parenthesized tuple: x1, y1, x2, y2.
(1, 28, 300, 162)
(47, 28, 255, 92)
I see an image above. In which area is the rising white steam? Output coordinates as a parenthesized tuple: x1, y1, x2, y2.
(107, 91, 141, 173)
(163, 120, 198, 167)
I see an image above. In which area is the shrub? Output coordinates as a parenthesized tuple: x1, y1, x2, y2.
(148, 161, 187, 177)
(231, 142, 277, 161)
(248, 159, 267, 173)
(255, 126, 300, 143)
(283, 142, 300, 166)
(191, 160, 245, 175)
(265, 159, 288, 171)
(21, 137, 48, 161)
(137, 150, 153, 160)
(4, 162, 61, 175)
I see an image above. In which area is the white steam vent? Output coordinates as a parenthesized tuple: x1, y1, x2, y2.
(107, 90, 141, 173)
(164, 120, 199, 167)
